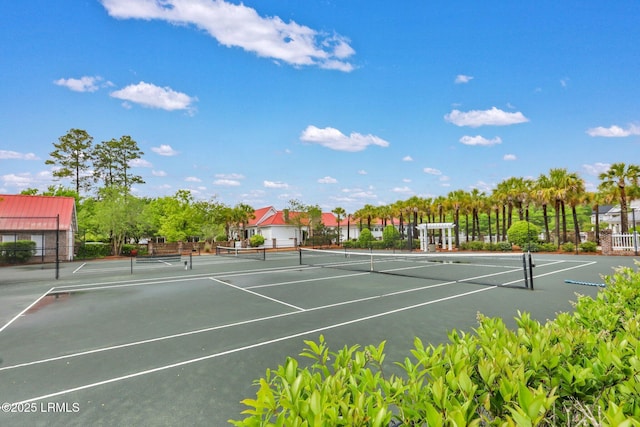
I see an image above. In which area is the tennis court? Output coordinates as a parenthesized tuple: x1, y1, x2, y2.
(0, 250, 636, 426)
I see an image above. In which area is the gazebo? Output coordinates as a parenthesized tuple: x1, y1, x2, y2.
(417, 223, 455, 252)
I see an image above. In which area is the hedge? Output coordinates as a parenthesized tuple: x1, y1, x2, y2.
(0, 240, 36, 264)
(230, 263, 640, 426)
(76, 242, 112, 259)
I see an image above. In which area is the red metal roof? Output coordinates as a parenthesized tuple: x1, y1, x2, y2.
(249, 206, 338, 227)
(0, 194, 77, 231)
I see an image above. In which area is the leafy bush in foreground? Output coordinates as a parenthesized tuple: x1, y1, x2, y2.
(230, 263, 640, 426)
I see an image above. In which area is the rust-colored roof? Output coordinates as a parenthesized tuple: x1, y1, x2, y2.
(248, 206, 275, 226)
(249, 206, 338, 227)
(0, 194, 77, 231)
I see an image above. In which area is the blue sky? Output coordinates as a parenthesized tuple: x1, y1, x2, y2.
(1, 0, 639, 213)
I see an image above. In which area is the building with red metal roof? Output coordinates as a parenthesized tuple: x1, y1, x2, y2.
(0, 194, 77, 262)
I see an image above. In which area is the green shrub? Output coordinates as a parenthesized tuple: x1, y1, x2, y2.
(561, 242, 575, 253)
(469, 241, 485, 251)
(484, 242, 499, 251)
(497, 241, 513, 251)
(580, 241, 597, 252)
(76, 242, 111, 259)
(231, 263, 640, 426)
(120, 244, 136, 256)
(539, 242, 558, 252)
(382, 225, 400, 248)
(507, 220, 540, 247)
(215, 233, 228, 242)
(520, 241, 539, 252)
(249, 234, 265, 247)
(0, 240, 36, 264)
(358, 228, 374, 248)
(370, 240, 386, 250)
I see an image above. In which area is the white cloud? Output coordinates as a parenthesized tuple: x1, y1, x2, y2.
(0, 150, 39, 160)
(185, 176, 202, 182)
(100, 0, 355, 72)
(342, 188, 377, 200)
(403, 178, 411, 183)
(152, 144, 179, 156)
(110, 81, 197, 111)
(582, 162, 611, 176)
(263, 180, 289, 189)
(300, 125, 389, 152)
(213, 179, 241, 186)
(129, 158, 153, 168)
(54, 76, 105, 92)
(392, 186, 412, 194)
(586, 124, 640, 137)
(459, 135, 502, 146)
(1, 171, 51, 188)
(423, 167, 442, 175)
(215, 173, 245, 180)
(455, 74, 473, 84)
(444, 107, 529, 127)
(318, 176, 338, 184)
(560, 77, 569, 88)
(470, 181, 493, 192)
(439, 175, 450, 182)
(357, 170, 367, 175)
(503, 154, 517, 161)
(402, 155, 413, 161)
(152, 170, 167, 177)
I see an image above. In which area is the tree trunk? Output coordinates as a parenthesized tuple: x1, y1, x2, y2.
(542, 204, 550, 243)
(572, 205, 581, 245)
(561, 201, 568, 243)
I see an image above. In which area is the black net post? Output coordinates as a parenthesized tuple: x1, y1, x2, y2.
(528, 252, 534, 290)
(55, 214, 60, 280)
(521, 253, 528, 289)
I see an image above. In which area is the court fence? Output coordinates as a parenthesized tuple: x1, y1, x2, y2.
(600, 229, 639, 255)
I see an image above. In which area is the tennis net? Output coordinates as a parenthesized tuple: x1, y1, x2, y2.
(216, 246, 266, 261)
(299, 248, 534, 289)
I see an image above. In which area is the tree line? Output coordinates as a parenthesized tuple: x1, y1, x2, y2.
(348, 164, 639, 248)
(28, 129, 640, 254)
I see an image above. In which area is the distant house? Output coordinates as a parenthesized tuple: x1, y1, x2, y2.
(0, 194, 77, 262)
(240, 207, 345, 248)
(592, 200, 640, 233)
(241, 207, 416, 248)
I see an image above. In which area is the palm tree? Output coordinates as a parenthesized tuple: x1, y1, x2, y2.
(468, 189, 485, 241)
(447, 190, 466, 246)
(232, 203, 255, 246)
(332, 206, 346, 245)
(598, 163, 640, 233)
(548, 168, 573, 245)
(565, 173, 586, 245)
(534, 173, 555, 243)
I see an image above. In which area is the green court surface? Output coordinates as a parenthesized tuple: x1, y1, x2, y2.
(0, 252, 637, 426)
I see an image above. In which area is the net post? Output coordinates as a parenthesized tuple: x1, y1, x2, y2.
(55, 214, 60, 280)
(370, 247, 374, 272)
(190, 252, 193, 269)
(528, 252, 534, 290)
(521, 253, 528, 289)
(299, 248, 302, 265)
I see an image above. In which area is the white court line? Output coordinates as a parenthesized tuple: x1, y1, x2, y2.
(532, 260, 597, 279)
(209, 278, 304, 311)
(247, 271, 370, 290)
(11, 285, 495, 405)
(0, 287, 55, 333)
(72, 263, 86, 273)
(0, 279, 459, 372)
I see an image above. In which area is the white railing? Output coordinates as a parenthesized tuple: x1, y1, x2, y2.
(612, 233, 639, 251)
